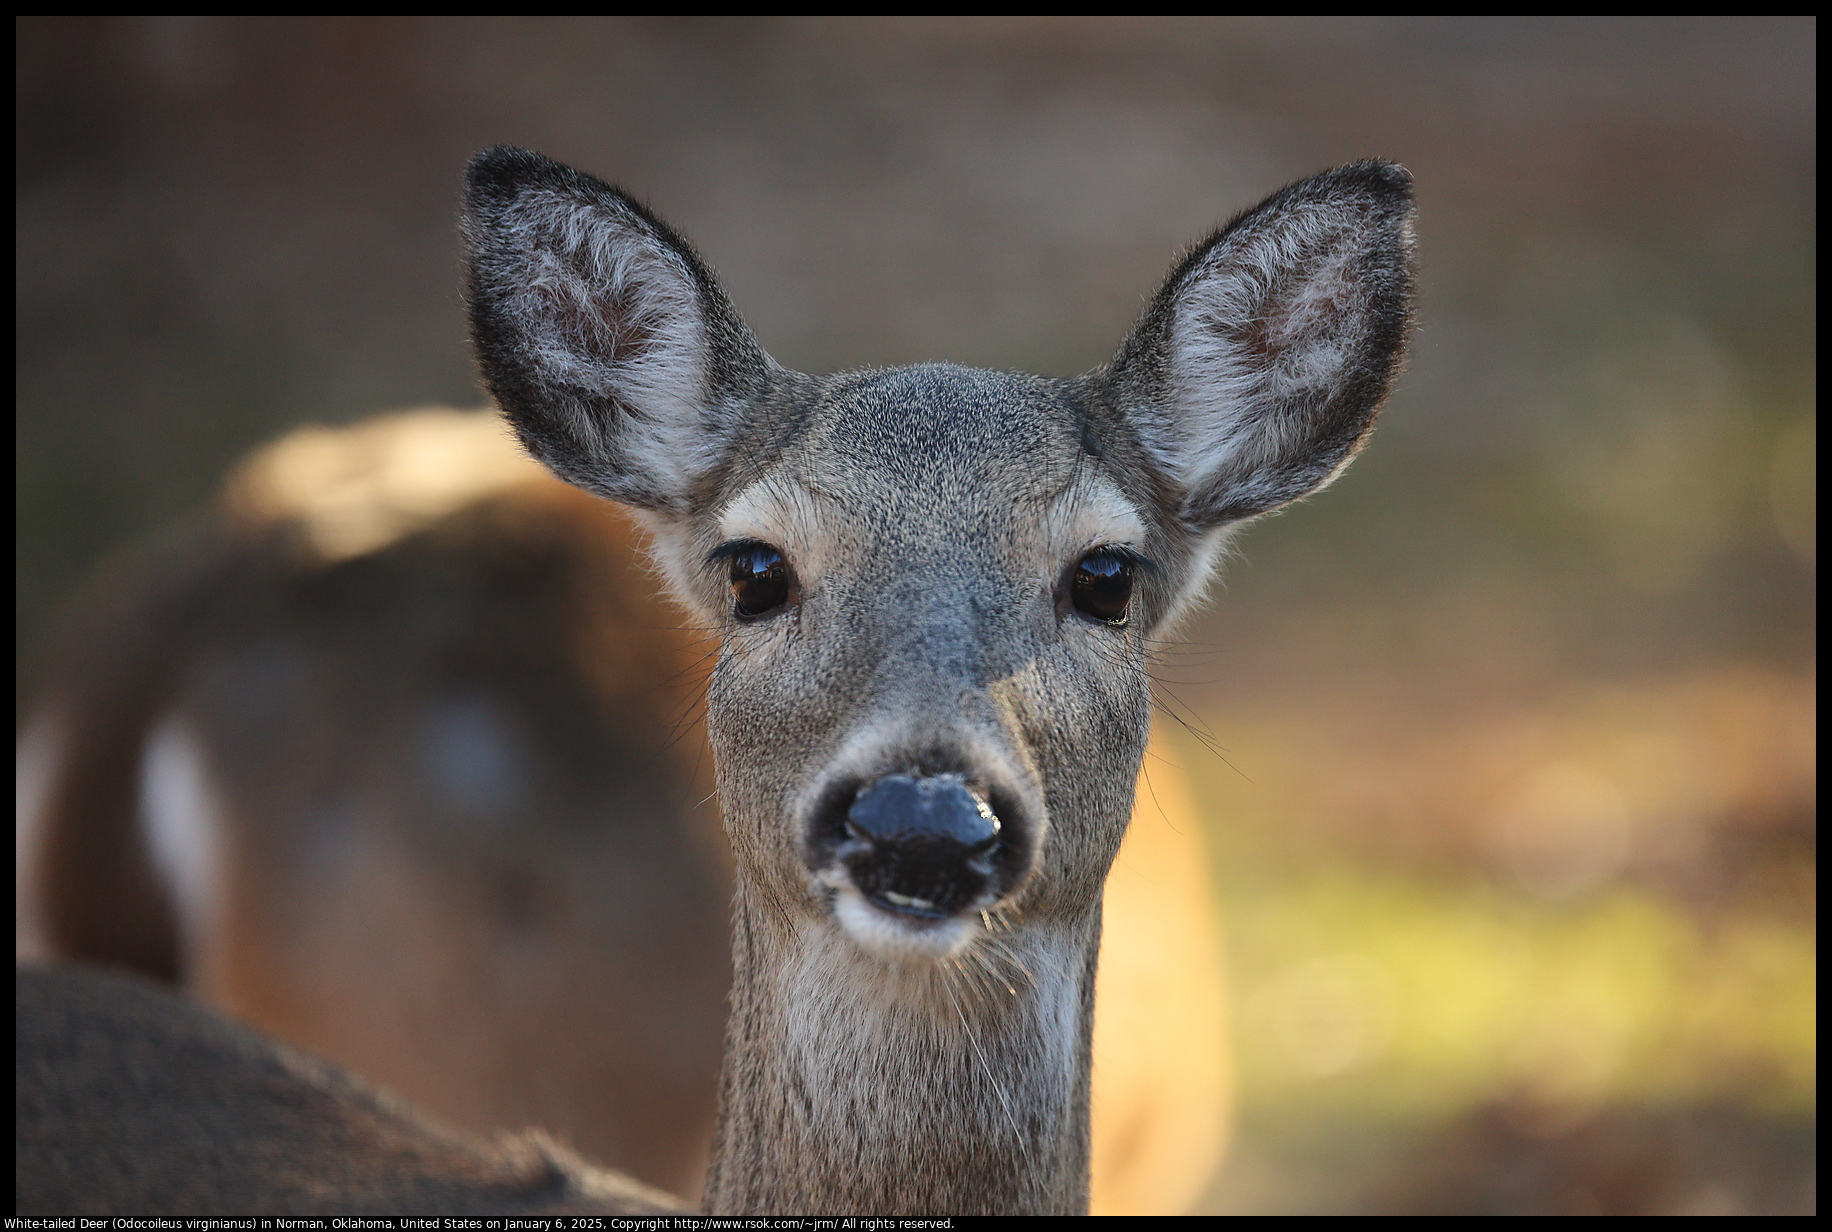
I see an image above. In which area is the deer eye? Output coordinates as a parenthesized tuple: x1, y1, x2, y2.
(721, 541, 793, 620)
(1070, 549, 1135, 625)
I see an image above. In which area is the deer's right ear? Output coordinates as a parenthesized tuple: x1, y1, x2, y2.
(463, 147, 772, 517)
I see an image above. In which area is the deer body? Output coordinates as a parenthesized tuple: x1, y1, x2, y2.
(15, 416, 733, 1199)
(462, 148, 1414, 1214)
(683, 365, 1184, 1212)
(19, 148, 1413, 1215)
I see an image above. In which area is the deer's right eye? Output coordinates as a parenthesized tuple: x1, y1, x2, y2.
(723, 542, 793, 620)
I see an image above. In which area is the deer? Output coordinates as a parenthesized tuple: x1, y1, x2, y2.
(17, 146, 1414, 1215)
(16, 408, 736, 1201)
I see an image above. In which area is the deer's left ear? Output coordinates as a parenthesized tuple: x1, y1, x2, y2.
(1108, 160, 1416, 531)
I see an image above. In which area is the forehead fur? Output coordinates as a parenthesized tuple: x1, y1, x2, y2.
(719, 462, 1142, 551)
(718, 371, 1145, 575)
(791, 365, 1083, 502)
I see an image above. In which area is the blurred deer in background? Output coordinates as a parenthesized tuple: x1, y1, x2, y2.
(17, 409, 731, 1197)
(18, 405, 1230, 1212)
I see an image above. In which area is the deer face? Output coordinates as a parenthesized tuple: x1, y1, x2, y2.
(687, 364, 1159, 967)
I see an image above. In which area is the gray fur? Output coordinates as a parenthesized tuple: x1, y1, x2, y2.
(463, 147, 1415, 1214)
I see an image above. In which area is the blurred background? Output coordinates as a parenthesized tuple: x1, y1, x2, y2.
(16, 17, 1814, 1214)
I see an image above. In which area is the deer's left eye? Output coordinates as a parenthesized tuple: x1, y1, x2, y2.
(1069, 550, 1134, 625)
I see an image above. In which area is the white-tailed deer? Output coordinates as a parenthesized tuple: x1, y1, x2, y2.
(17, 409, 734, 1200)
(18, 147, 1413, 1214)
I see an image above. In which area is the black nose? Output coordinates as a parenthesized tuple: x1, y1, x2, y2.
(839, 774, 1001, 918)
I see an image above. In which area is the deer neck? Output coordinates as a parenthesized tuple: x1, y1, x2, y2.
(702, 879, 1100, 1215)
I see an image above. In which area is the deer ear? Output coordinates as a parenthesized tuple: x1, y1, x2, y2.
(1111, 161, 1416, 529)
(463, 147, 772, 517)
